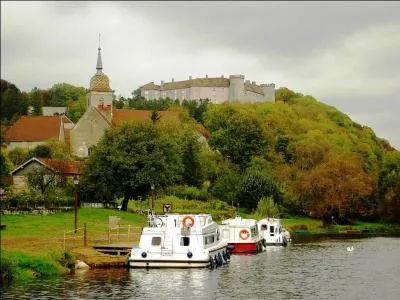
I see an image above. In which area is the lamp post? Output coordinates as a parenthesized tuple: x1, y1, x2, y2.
(151, 184, 155, 210)
(73, 175, 79, 233)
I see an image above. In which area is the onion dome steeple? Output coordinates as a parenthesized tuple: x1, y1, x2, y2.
(90, 34, 112, 92)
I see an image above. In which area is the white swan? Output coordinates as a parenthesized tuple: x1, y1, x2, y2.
(347, 246, 354, 252)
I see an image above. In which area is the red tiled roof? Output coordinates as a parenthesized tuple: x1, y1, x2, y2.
(112, 109, 180, 126)
(37, 158, 83, 175)
(6, 116, 64, 142)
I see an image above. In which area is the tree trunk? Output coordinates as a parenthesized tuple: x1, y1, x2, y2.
(121, 194, 130, 211)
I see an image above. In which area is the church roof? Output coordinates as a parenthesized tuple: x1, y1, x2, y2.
(6, 116, 72, 142)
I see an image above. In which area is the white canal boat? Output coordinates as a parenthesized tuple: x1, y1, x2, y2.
(220, 215, 264, 254)
(257, 217, 291, 247)
(128, 212, 230, 268)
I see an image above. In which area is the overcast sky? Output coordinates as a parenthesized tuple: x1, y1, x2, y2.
(1, 1, 399, 149)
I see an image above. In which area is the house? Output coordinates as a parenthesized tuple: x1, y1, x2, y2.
(10, 157, 83, 190)
(5, 115, 74, 151)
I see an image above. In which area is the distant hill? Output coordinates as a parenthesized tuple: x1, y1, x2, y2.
(203, 87, 400, 223)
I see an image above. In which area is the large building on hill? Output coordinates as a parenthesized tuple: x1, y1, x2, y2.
(140, 75, 275, 104)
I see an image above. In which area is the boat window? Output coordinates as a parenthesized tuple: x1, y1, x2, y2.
(261, 224, 267, 231)
(270, 226, 275, 236)
(181, 237, 190, 246)
(151, 237, 161, 246)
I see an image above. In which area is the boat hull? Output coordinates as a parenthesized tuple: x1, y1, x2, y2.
(128, 260, 210, 268)
(228, 241, 263, 254)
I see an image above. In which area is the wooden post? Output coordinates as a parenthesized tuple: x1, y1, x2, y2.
(63, 229, 66, 250)
(128, 225, 131, 242)
(108, 227, 111, 243)
(84, 223, 87, 247)
(117, 224, 120, 242)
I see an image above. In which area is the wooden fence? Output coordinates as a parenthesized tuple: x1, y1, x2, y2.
(62, 223, 142, 250)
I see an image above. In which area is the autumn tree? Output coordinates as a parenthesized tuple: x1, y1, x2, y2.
(295, 153, 374, 222)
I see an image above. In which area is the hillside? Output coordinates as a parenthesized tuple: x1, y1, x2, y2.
(202, 88, 400, 223)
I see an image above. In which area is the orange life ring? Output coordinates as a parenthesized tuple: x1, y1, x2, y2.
(239, 229, 250, 240)
(182, 216, 195, 227)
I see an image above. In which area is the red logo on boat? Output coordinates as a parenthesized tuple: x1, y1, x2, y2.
(182, 216, 195, 227)
(239, 229, 250, 240)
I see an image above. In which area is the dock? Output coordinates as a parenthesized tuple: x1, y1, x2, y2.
(71, 243, 135, 268)
(93, 242, 134, 256)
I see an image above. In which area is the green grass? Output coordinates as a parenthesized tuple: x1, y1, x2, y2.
(1, 250, 63, 283)
(1, 208, 147, 239)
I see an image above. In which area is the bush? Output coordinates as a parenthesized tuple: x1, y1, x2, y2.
(1, 251, 62, 283)
(255, 196, 280, 218)
(167, 185, 211, 201)
(4, 189, 73, 209)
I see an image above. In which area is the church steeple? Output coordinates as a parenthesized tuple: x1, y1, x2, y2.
(96, 34, 103, 74)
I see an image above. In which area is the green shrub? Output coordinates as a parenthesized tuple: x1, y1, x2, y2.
(255, 196, 280, 218)
(1, 251, 62, 283)
(167, 185, 211, 201)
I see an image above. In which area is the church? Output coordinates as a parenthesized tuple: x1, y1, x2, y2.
(69, 46, 182, 158)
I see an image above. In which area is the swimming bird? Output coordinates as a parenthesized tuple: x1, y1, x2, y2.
(347, 246, 354, 252)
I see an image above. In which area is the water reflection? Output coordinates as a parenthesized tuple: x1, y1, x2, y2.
(2, 237, 400, 299)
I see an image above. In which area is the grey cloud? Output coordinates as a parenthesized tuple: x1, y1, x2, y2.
(127, 2, 400, 58)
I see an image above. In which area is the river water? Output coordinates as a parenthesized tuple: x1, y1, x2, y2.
(2, 237, 400, 299)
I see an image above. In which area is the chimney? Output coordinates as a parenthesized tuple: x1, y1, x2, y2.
(189, 76, 192, 80)
(205, 75, 208, 78)
(172, 78, 174, 82)
(161, 80, 164, 85)
(252, 81, 256, 85)
(221, 75, 224, 78)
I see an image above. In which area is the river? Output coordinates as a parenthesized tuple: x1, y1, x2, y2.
(2, 237, 400, 299)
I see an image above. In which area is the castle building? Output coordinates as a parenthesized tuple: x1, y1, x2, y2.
(140, 75, 275, 104)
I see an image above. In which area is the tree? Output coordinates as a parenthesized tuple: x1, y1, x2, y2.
(204, 104, 267, 169)
(295, 153, 374, 221)
(84, 121, 183, 211)
(31, 144, 52, 158)
(50, 83, 87, 107)
(182, 135, 203, 187)
(0, 127, 11, 188)
(378, 151, 400, 222)
(0, 80, 29, 123)
(27, 168, 57, 195)
(8, 147, 32, 167)
(30, 87, 43, 116)
(237, 168, 280, 210)
(66, 95, 87, 123)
